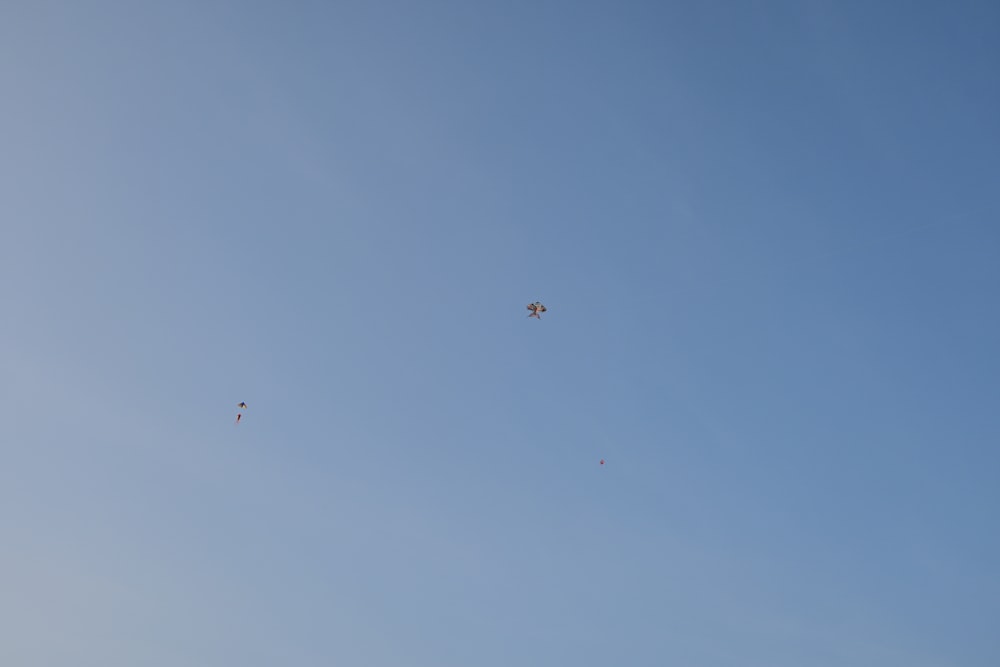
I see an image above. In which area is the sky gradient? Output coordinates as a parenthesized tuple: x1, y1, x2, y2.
(2, 1, 999, 665)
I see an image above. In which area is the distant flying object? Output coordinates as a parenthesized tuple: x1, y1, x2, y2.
(600, 459, 605, 466)
(237, 402, 248, 409)
(236, 401, 247, 425)
(527, 302, 547, 319)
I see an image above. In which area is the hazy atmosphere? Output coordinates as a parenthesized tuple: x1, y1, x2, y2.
(2, 2, 998, 665)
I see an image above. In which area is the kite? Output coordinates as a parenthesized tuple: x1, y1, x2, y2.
(527, 302, 547, 319)
(236, 401, 247, 425)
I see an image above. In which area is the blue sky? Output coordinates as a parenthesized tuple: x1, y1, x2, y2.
(2, 1, 998, 665)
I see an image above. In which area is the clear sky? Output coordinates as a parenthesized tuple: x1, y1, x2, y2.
(2, 1, 998, 665)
